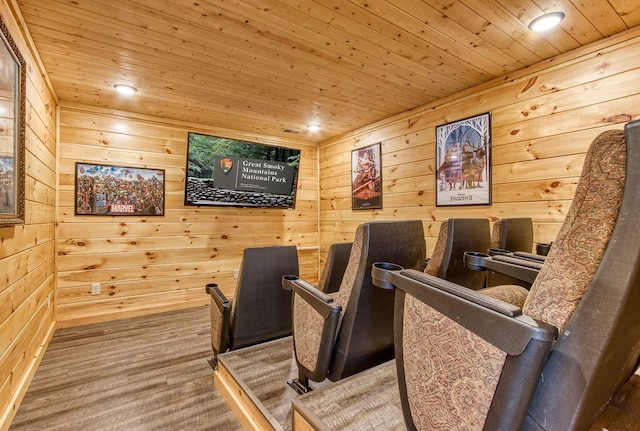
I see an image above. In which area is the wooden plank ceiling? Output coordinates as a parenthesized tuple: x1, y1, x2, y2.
(16, 0, 640, 142)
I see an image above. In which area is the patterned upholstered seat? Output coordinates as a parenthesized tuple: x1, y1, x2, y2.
(283, 220, 426, 394)
(374, 120, 640, 430)
(424, 218, 491, 290)
(205, 245, 299, 367)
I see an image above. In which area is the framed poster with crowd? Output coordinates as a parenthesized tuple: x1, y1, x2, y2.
(75, 163, 165, 216)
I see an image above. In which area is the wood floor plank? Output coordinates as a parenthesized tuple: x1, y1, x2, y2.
(9, 306, 242, 431)
(215, 337, 333, 431)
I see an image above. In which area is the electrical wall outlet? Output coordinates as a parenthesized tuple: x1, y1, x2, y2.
(233, 269, 239, 279)
(91, 283, 101, 295)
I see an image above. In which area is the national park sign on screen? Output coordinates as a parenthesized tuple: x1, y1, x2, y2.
(184, 131, 301, 208)
(213, 157, 294, 195)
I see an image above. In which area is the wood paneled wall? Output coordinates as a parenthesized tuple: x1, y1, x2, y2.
(56, 106, 319, 328)
(0, 1, 57, 429)
(3, 4, 639, 429)
(319, 27, 640, 255)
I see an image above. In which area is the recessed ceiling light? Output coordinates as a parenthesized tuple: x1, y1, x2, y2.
(114, 84, 138, 95)
(529, 12, 565, 32)
(306, 124, 321, 132)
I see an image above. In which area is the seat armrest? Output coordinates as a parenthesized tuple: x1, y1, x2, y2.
(513, 251, 546, 263)
(378, 266, 558, 353)
(492, 254, 543, 269)
(283, 276, 342, 384)
(464, 252, 542, 285)
(491, 254, 543, 284)
(206, 283, 231, 313)
(380, 267, 558, 430)
(205, 283, 232, 356)
(283, 276, 341, 321)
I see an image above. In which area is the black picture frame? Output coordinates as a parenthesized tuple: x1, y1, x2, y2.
(351, 142, 382, 210)
(435, 112, 492, 207)
(75, 163, 165, 216)
(0, 15, 26, 225)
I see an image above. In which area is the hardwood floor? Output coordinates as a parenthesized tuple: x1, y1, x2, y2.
(9, 306, 242, 431)
(16, 303, 637, 431)
(215, 336, 316, 431)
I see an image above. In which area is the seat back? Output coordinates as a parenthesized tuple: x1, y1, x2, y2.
(487, 217, 536, 287)
(521, 122, 640, 431)
(424, 218, 490, 290)
(328, 219, 426, 380)
(229, 245, 299, 350)
(318, 242, 353, 294)
(392, 121, 640, 431)
(491, 217, 534, 253)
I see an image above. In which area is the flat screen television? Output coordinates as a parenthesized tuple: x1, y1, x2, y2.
(185, 132, 301, 209)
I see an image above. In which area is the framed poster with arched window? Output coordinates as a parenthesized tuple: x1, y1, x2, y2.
(435, 112, 492, 207)
(0, 16, 26, 225)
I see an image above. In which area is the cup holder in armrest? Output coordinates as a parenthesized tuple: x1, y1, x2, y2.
(281, 274, 300, 290)
(536, 243, 552, 256)
(464, 251, 491, 271)
(205, 283, 219, 295)
(372, 262, 404, 290)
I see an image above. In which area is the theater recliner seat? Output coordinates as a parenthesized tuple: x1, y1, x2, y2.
(206, 245, 298, 367)
(373, 120, 640, 430)
(424, 218, 491, 290)
(491, 217, 534, 253)
(284, 220, 426, 393)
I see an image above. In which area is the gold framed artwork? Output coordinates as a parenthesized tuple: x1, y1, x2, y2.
(0, 15, 26, 225)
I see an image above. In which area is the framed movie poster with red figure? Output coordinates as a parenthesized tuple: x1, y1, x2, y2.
(435, 112, 492, 207)
(351, 143, 382, 210)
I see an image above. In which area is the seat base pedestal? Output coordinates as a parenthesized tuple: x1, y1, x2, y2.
(287, 378, 312, 395)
